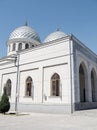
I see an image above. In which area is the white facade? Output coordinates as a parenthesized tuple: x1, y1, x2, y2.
(0, 25, 97, 113)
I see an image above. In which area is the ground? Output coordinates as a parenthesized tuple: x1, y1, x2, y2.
(0, 109, 97, 130)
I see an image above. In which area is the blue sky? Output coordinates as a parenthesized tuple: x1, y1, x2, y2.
(0, 0, 97, 57)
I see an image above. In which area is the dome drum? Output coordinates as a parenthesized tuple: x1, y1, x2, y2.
(7, 37, 40, 46)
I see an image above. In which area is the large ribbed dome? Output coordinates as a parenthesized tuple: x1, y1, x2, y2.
(44, 30, 67, 43)
(9, 25, 41, 42)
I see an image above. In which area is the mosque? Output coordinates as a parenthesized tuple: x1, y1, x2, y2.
(0, 23, 97, 113)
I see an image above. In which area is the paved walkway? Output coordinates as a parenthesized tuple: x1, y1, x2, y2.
(0, 109, 97, 130)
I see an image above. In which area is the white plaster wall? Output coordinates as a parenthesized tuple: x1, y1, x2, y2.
(0, 38, 71, 106)
(19, 40, 69, 65)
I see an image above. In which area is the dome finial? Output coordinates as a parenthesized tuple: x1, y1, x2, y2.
(56, 28, 60, 31)
(24, 21, 28, 26)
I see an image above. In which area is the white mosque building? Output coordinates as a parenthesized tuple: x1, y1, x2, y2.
(0, 23, 97, 113)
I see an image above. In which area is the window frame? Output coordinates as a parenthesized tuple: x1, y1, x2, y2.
(25, 76, 32, 97)
(6, 79, 11, 97)
(25, 43, 29, 49)
(18, 43, 22, 51)
(50, 73, 60, 97)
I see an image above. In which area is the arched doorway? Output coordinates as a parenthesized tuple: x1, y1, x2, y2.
(91, 69, 96, 102)
(79, 63, 87, 102)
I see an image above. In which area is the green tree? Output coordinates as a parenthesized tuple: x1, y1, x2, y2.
(0, 86, 10, 114)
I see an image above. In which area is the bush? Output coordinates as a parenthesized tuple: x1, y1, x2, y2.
(0, 86, 10, 114)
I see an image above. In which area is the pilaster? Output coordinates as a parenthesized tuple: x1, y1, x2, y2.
(87, 63, 92, 102)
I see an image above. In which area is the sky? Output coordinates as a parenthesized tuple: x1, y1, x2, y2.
(0, 0, 97, 57)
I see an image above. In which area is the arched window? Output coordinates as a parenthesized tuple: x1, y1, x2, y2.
(12, 43, 16, 51)
(32, 45, 34, 47)
(79, 63, 87, 102)
(51, 73, 60, 96)
(25, 43, 29, 49)
(18, 43, 22, 51)
(6, 79, 11, 96)
(25, 76, 32, 97)
(91, 69, 96, 102)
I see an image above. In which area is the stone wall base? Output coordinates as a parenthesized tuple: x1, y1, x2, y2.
(75, 102, 97, 110)
(10, 103, 72, 114)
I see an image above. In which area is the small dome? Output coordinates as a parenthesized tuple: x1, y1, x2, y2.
(44, 30, 67, 43)
(9, 25, 41, 42)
